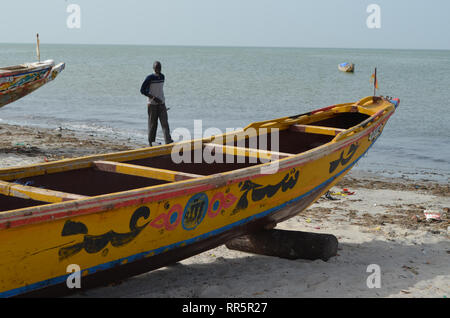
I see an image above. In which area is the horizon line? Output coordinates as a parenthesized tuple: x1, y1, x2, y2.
(1, 41, 449, 52)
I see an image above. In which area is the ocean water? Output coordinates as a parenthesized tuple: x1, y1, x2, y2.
(0, 44, 449, 182)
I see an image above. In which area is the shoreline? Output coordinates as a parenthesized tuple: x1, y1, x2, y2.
(0, 122, 147, 167)
(1, 122, 449, 298)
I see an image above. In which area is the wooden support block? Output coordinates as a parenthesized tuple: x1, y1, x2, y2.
(225, 229, 338, 261)
(289, 124, 346, 136)
(204, 143, 293, 161)
(93, 160, 202, 182)
(356, 106, 376, 116)
(0, 180, 87, 203)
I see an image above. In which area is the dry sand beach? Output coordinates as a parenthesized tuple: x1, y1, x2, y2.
(1, 123, 449, 298)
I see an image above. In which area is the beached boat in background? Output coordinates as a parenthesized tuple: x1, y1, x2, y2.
(338, 62, 355, 73)
(0, 96, 399, 297)
(0, 60, 65, 109)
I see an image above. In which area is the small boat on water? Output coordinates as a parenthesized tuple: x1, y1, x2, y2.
(338, 62, 355, 73)
(0, 60, 65, 109)
(0, 95, 399, 297)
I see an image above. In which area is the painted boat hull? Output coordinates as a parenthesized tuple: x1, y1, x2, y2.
(22, 181, 329, 297)
(0, 60, 65, 108)
(0, 96, 399, 297)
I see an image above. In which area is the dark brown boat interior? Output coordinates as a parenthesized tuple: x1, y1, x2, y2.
(127, 150, 265, 175)
(309, 112, 369, 129)
(0, 111, 370, 212)
(0, 194, 47, 211)
(14, 169, 169, 197)
(225, 130, 334, 154)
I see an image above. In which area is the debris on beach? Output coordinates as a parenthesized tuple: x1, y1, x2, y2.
(330, 188, 356, 197)
(342, 188, 355, 195)
(402, 265, 419, 275)
(324, 191, 339, 200)
(423, 209, 443, 222)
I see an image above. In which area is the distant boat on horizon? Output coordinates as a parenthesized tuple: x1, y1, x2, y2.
(0, 59, 65, 109)
(338, 62, 355, 73)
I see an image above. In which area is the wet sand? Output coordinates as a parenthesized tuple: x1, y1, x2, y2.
(1, 123, 449, 298)
(0, 123, 146, 167)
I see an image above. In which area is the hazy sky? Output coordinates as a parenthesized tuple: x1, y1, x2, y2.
(1, 0, 449, 49)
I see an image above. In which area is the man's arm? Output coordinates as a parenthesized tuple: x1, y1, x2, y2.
(140, 75, 162, 103)
(140, 75, 152, 97)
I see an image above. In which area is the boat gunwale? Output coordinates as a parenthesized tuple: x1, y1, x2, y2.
(0, 60, 55, 77)
(0, 98, 396, 227)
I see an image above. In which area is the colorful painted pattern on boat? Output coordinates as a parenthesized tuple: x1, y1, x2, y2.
(0, 61, 65, 108)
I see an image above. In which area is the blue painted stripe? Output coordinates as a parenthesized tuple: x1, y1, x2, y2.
(1, 136, 379, 298)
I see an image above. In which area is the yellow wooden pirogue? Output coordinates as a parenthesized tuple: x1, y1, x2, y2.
(0, 96, 399, 297)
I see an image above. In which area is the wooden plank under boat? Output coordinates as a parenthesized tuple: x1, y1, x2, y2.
(338, 62, 355, 73)
(0, 96, 400, 297)
(0, 60, 65, 108)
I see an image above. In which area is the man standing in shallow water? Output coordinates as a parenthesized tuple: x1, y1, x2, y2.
(140, 61, 174, 146)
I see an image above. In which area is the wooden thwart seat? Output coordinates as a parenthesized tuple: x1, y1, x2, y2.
(0, 180, 87, 203)
(204, 143, 294, 160)
(93, 161, 202, 182)
(289, 124, 346, 136)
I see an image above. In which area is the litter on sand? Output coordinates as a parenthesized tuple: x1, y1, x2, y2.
(423, 209, 442, 222)
(330, 188, 356, 197)
(342, 188, 355, 195)
(325, 191, 339, 200)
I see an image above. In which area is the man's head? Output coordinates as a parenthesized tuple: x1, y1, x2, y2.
(153, 61, 162, 74)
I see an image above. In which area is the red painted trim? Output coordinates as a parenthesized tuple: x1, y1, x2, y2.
(0, 183, 215, 229)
